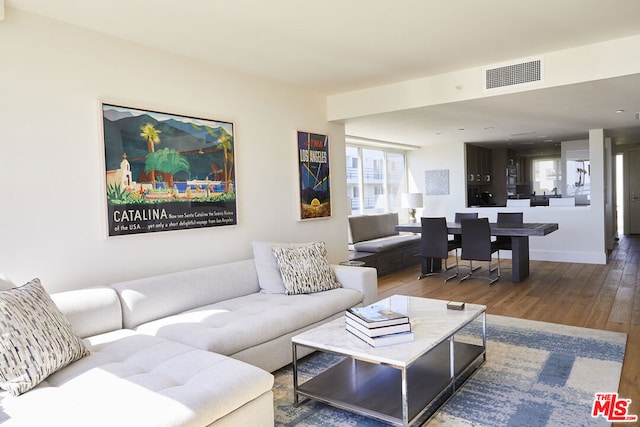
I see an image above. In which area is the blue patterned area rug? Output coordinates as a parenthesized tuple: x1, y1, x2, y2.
(273, 315, 627, 427)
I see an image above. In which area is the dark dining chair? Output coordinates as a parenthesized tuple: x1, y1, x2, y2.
(496, 212, 524, 257)
(418, 217, 459, 281)
(454, 212, 479, 222)
(459, 218, 500, 284)
(451, 212, 479, 271)
(450, 212, 478, 247)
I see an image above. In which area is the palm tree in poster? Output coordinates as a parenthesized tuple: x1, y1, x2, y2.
(140, 123, 162, 188)
(216, 133, 233, 193)
(145, 148, 190, 189)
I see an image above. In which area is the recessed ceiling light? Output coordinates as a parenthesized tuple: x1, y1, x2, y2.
(484, 126, 494, 130)
(616, 109, 625, 113)
(458, 128, 465, 131)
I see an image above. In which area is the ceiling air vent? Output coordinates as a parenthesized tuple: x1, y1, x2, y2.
(485, 59, 542, 90)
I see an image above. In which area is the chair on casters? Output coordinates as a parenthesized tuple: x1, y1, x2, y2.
(496, 212, 523, 260)
(418, 217, 459, 281)
(451, 212, 479, 271)
(459, 218, 500, 284)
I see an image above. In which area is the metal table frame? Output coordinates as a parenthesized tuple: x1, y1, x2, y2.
(292, 306, 486, 426)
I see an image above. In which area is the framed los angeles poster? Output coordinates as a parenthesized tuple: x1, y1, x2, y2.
(102, 103, 237, 236)
(297, 131, 331, 220)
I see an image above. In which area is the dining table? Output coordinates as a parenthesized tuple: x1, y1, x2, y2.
(395, 222, 559, 282)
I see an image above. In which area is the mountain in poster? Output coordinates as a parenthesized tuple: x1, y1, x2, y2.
(103, 108, 233, 183)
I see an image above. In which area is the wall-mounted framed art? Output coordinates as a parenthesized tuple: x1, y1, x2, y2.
(425, 169, 450, 195)
(297, 131, 331, 220)
(102, 103, 237, 236)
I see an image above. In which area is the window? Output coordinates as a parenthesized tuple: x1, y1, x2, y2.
(565, 148, 590, 199)
(346, 145, 407, 215)
(532, 157, 561, 194)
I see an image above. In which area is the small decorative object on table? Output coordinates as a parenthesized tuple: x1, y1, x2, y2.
(447, 301, 465, 310)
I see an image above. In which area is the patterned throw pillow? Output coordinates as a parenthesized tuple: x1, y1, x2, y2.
(251, 240, 315, 294)
(0, 279, 89, 396)
(271, 241, 342, 295)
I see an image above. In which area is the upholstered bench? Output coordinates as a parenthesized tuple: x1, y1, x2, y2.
(348, 213, 421, 276)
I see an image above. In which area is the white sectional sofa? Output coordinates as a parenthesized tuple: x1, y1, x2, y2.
(0, 250, 378, 426)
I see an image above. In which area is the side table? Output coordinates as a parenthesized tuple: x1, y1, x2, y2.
(339, 260, 366, 267)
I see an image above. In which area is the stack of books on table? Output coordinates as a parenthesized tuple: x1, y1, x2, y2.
(345, 305, 414, 347)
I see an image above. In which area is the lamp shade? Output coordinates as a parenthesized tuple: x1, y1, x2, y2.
(401, 192, 423, 208)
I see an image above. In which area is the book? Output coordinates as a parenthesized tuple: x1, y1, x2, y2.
(345, 323, 414, 347)
(346, 305, 409, 328)
(345, 316, 411, 337)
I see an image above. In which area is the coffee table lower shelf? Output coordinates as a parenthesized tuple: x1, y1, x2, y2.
(294, 340, 485, 426)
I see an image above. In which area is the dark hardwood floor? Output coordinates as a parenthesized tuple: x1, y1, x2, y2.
(377, 235, 640, 425)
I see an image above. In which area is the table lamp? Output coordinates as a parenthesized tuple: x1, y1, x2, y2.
(401, 193, 423, 223)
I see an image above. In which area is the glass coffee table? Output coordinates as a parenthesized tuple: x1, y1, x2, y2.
(291, 295, 486, 426)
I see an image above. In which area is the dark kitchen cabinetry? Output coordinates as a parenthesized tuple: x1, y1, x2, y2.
(466, 144, 494, 207)
(466, 144, 492, 185)
(490, 147, 514, 206)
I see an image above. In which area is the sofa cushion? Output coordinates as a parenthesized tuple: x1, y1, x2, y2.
(0, 273, 15, 290)
(0, 329, 274, 427)
(272, 241, 341, 295)
(250, 240, 314, 294)
(0, 279, 89, 396)
(51, 286, 123, 339)
(134, 288, 363, 357)
(352, 234, 421, 253)
(111, 259, 261, 329)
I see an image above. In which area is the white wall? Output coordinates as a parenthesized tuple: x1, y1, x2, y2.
(0, 9, 348, 292)
(407, 142, 467, 217)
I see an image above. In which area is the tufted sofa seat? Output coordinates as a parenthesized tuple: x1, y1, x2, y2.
(134, 289, 363, 372)
(0, 286, 274, 427)
(1, 330, 273, 427)
(111, 259, 377, 373)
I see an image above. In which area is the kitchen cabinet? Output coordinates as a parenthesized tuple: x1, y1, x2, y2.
(466, 144, 494, 207)
(516, 157, 529, 184)
(466, 144, 492, 184)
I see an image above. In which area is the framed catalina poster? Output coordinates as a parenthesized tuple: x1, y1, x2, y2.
(297, 131, 331, 220)
(102, 103, 237, 236)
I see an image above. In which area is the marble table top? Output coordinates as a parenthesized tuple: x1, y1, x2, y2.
(292, 295, 485, 368)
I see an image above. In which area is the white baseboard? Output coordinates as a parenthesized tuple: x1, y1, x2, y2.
(529, 249, 607, 265)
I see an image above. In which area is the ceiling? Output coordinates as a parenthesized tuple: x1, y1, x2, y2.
(7, 0, 640, 149)
(344, 74, 640, 150)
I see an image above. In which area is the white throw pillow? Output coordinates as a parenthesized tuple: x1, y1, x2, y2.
(251, 240, 314, 294)
(0, 279, 89, 396)
(271, 241, 341, 295)
(0, 273, 15, 290)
